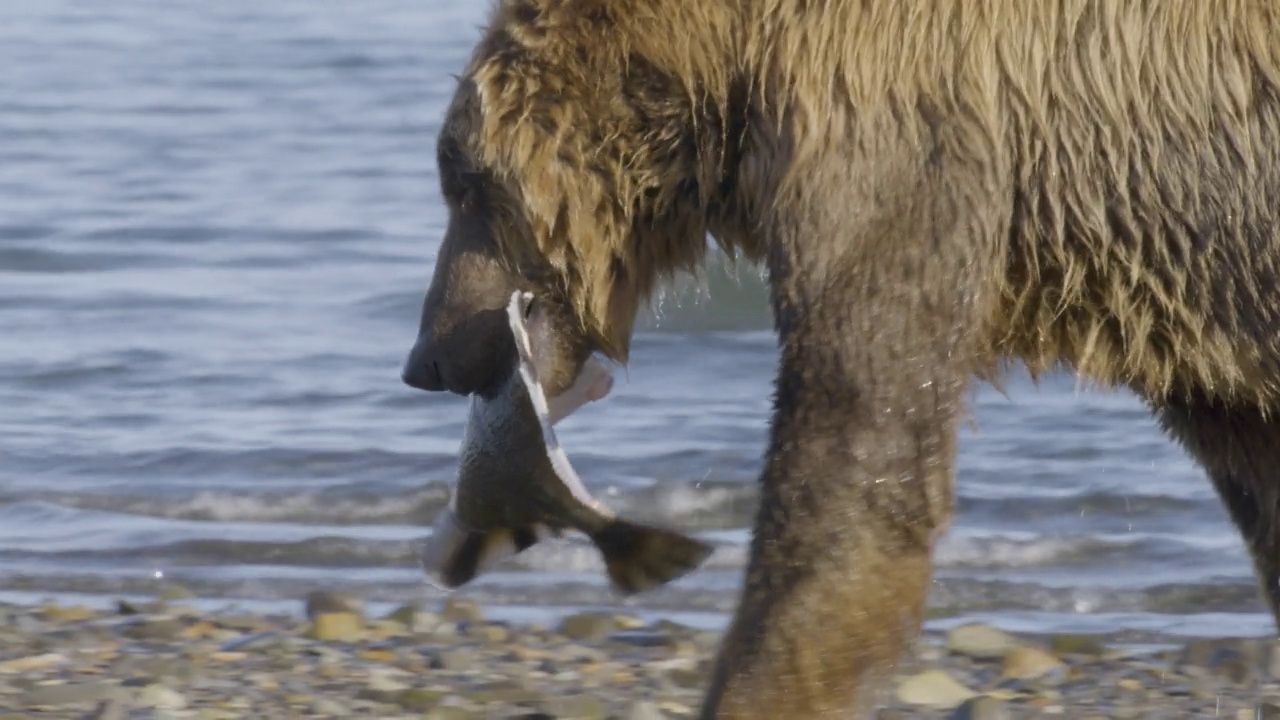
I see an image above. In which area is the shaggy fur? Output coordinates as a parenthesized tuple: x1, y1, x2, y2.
(403, 1, 1280, 717)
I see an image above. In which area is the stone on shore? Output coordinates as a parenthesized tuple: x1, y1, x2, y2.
(896, 669, 977, 709)
(304, 591, 364, 620)
(1000, 646, 1065, 681)
(946, 624, 1018, 660)
(308, 612, 363, 642)
(0, 594, 1272, 718)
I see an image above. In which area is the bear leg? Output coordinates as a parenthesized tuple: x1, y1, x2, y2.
(698, 152, 993, 717)
(1157, 393, 1280, 623)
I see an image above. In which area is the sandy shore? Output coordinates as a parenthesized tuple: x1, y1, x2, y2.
(0, 592, 1276, 719)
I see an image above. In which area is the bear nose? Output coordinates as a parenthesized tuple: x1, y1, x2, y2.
(401, 337, 446, 392)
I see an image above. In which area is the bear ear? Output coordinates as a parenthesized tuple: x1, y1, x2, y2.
(468, 24, 643, 360)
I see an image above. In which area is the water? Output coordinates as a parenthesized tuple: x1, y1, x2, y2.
(0, 0, 1268, 642)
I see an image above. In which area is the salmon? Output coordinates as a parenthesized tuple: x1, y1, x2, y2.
(420, 291, 714, 595)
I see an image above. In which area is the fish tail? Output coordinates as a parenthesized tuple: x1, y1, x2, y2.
(420, 509, 547, 589)
(590, 519, 715, 595)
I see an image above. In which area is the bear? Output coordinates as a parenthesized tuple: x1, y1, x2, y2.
(400, 0, 1280, 717)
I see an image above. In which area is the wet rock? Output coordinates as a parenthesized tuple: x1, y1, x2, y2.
(662, 666, 705, 690)
(559, 612, 617, 643)
(1179, 638, 1258, 686)
(627, 700, 668, 720)
(218, 630, 283, 653)
(386, 604, 440, 633)
(1263, 642, 1280, 680)
(431, 621, 460, 639)
(471, 622, 511, 644)
(304, 591, 364, 620)
(40, 603, 97, 623)
(540, 695, 608, 719)
(613, 615, 646, 630)
(441, 597, 483, 624)
(137, 684, 188, 710)
(946, 624, 1017, 660)
(395, 688, 445, 711)
(307, 612, 363, 642)
(1257, 704, 1280, 719)
(426, 708, 481, 720)
(215, 614, 265, 632)
(116, 600, 142, 615)
(87, 699, 126, 720)
(429, 647, 479, 672)
(123, 618, 183, 641)
(0, 652, 65, 674)
(128, 656, 199, 684)
(21, 681, 124, 707)
(366, 667, 412, 693)
(156, 583, 194, 601)
(611, 630, 677, 648)
(949, 696, 1010, 720)
(1000, 646, 1066, 681)
(311, 697, 351, 716)
(1048, 634, 1108, 657)
(896, 670, 977, 709)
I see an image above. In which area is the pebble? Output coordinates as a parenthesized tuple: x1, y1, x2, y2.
(123, 618, 184, 641)
(896, 670, 977, 709)
(138, 684, 188, 710)
(308, 611, 363, 642)
(156, 583, 195, 601)
(1000, 646, 1065, 681)
(40, 603, 98, 623)
(0, 652, 65, 674)
(560, 612, 617, 643)
(948, 696, 1010, 720)
(426, 708, 480, 720)
(627, 700, 668, 719)
(441, 597, 483, 624)
(1048, 634, 1108, 657)
(386, 604, 441, 634)
(312, 697, 351, 716)
(87, 699, 127, 720)
(304, 590, 364, 620)
(0, 596, 1270, 718)
(541, 695, 609, 719)
(472, 622, 511, 644)
(430, 647, 479, 672)
(21, 681, 124, 707)
(366, 667, 411, 693)
(946, 625, 1018, 660)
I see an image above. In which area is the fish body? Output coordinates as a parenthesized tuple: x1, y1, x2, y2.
(420, 291, 714, 595)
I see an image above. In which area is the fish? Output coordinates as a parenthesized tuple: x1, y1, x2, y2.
(420, 290, 715, 595)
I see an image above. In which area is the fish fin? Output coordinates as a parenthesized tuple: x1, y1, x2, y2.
(419, 509, 548, 589)
(590, 519, 715, 595)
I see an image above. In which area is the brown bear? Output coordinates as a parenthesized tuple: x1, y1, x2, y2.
(401, 1, 1280, 717)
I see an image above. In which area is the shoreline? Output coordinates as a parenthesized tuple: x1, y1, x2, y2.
(0, 593, 1276, 718)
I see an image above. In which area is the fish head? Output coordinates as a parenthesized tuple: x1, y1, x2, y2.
(449, 291, 612, 524)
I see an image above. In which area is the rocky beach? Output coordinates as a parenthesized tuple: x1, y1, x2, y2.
(0, 591, 1274, 719)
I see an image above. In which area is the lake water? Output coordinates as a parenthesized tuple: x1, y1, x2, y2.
(0, 0, 1270, 642)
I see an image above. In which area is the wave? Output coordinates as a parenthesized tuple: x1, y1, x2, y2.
(0, 480, 1228, 541)
(5, 485, 453, 526)
(0, 492, 1241, 592)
